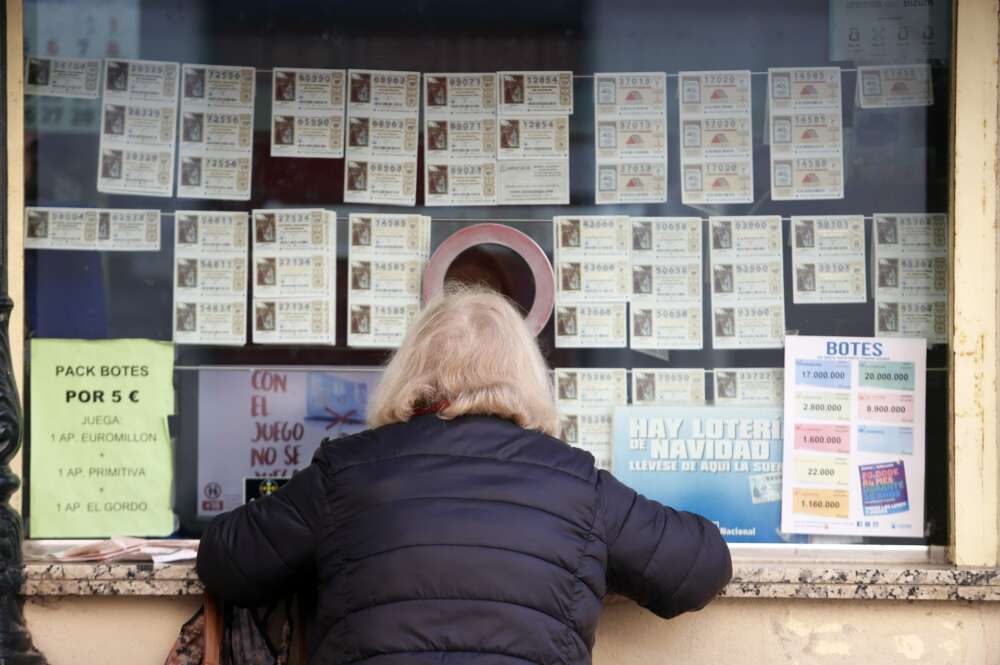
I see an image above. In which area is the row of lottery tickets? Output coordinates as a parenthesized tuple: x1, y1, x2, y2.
(22, 205, 425, 347)
(26, 56, 932, 205)
(552, 213, 947, 350)
(176, 210, 432, 346)
(39, 57, 576, 206)
(172, 209, 339, 346)
(636, 66, 932, 204)
(555, 367, 784, 470)
(128, 208, 430, 347)
(24, 208, 948, 348)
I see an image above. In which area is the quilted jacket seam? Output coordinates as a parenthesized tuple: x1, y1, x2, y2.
(328, 542, 603, 600)
(327, 596, 591, 655)
(339, 649, 546, 665)
(638, 509, 670, 582)
(322, 450, 594, 485)
(330, 494, 596, 537)
(661, 519, 707, 613)
(561, 477, 600, 657)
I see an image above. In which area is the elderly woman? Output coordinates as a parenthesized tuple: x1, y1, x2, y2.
(197, 286, 731, 665)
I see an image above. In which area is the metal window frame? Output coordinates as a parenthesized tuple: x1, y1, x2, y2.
(3, 0, 999, 571)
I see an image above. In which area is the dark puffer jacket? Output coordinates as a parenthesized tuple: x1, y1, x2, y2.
(198, 414, 732, 665)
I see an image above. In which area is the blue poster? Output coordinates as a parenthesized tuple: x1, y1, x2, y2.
(612, 405, 799, 544)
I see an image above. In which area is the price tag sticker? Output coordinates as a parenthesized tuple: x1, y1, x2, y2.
(795, 358, 851, 389)
(857, 392, 914, 423)
(858, 360, 915, 391)
(794, 455, 849, 486)
(857, 424, 913, 455)
(792, 487, 849, 518)
(793, 422, 850, 453)
(795, 390, 850, 421)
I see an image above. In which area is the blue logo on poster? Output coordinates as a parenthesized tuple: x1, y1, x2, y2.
(306, 373, 369, 425)
(612, 405, 801, 544)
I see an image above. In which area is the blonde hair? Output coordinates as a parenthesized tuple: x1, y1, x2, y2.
(367, 284, 558, 436)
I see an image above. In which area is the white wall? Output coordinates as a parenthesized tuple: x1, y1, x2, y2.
(23, 597, 1000, 665)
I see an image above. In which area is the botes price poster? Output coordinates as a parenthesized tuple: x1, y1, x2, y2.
(781, 335, 926, 538)
(30, 339, 175, 537)
(612, 405, 799, 543)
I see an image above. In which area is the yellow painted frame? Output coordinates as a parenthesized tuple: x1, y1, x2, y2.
(6, 0, 24, 515)
(950, 0, 1000, 567)
(4, 0, 1000, 566)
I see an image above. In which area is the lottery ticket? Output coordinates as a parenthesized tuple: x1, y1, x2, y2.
(678, 70, 753, 204)
(25, 207, 160, 251)
(271, 68, 346, 158)
(97, 59, 179, 197)
(768, 67, 844, 200)
(177, 64, 256, 200)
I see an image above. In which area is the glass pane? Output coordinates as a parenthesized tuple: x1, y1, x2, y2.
(22, 0, 951, 546)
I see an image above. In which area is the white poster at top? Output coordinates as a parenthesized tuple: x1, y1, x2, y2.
(177, 64, 256, 201)
(782, 335, 926, 538)
(97, 58, 179, 197)
(768, 67, 844, 201)
(829, 0, 951, 64)
(678, 70, 753, 205)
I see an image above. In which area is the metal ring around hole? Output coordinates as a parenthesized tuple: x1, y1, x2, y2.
(422, 223, 555, 336)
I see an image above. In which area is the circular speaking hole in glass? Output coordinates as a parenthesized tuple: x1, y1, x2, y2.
(443, 242, 537, 316)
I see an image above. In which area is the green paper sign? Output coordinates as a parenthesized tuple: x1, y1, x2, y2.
(29, 339, 176, 538)
(859, 360, 917, 391)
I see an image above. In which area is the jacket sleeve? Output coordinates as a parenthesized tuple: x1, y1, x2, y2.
(597, 470, 732, 618)
(197, 460, 328, 608)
